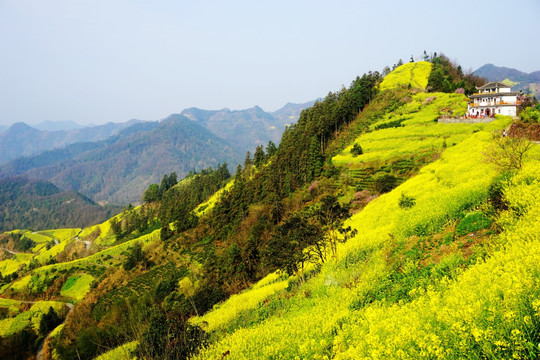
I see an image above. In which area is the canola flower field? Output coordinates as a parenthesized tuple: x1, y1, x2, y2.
(0, 228, 81, 277)
(379, 61, 432, 91)
(189, 119, 540, 358)
(333, 92, 507, 166)
(7, 229, 160, 295)
(0, 300, 66, 337)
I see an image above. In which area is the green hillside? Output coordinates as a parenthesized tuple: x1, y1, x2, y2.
(0, 177, 121, 232)
(1, 59, 539, 360)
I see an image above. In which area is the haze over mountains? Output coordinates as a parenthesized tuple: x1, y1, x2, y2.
(0, 120, 141, 165)
(31, 120, 83, 131)
(181, 101, 315, 152)
(0, 116, 242, 205)
(0, 102, 313, 207)
(474, 63, 540, 95)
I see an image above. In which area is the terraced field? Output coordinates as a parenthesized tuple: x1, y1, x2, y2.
(92, 262, 180, 320)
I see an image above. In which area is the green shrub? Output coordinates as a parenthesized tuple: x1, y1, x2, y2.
(350, 143, 363, 156)
(488, 171, 514, 211)
(373, 174, 398, 194)
(374, 118, 405, 130)
(455, 211, 492, 236)
(398, 193, 416, 209)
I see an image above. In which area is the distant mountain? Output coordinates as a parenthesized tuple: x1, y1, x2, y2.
(0, 125, 6, 134)
(474, 64, 540, 95)
(0, 177, 121, 232)
(0, 115, 243, 204)
(0, 120, 141, 165)
(32, 120, 83, 131)
(181, 102, 314, 152)
(181, 106, 281, 152)
(270, 101, 317, 127)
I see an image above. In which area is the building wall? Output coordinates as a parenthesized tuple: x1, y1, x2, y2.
(501, 94, 517, 103)
(467, 105, 516, 117)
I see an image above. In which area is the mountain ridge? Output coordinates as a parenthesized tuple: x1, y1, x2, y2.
(0, 115, 243, 205)
(0, 177, 121, 232)
(474, 63, 540, 94)
(0, 120, 143, 165)
(180, 101, 314, 152)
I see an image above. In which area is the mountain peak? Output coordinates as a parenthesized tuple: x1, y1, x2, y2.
(33, 120, 82, 131)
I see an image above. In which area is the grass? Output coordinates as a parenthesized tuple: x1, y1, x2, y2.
(0, 253, 33, 276)
(0, 228, 82, 277)
(23, 232, 53, 244)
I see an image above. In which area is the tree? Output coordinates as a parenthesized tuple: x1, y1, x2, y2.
(266, 141, 277, 158)
(143, 183, 160, 202)
(253, 145, 266, 167)
(263, 215, 323, 280)
(484, 132, 534, 172)
(307, 136, 324, 182)
(138, 309, 206, 360)
(427, 67, 447, 92)
(123, 242, 145, 271)
(316, 195, 355, 257)
(243, 151, 253, 170)
(374, 174, 398, 194)
(39, 306, 61, 335)
(110, 217, 122, 238)
(351, 143, 363, 156)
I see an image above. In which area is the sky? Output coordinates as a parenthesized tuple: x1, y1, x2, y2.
(0, 0, 539, 127)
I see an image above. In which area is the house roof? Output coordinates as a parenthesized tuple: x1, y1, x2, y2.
(477, 81, 511, 90)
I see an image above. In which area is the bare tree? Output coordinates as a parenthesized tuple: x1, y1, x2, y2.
(484, 131, 534, 172)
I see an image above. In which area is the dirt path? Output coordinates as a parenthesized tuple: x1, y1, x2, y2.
(34, 301, 75, 360)
(74, 230, 91, 251)
(0, 247, 22, 255)
(0, 297, 75, 360)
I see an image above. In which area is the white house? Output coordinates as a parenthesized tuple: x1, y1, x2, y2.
(467, 81, 520, 118)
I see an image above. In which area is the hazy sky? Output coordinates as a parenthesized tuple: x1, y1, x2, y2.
(1, 0, 539, 127)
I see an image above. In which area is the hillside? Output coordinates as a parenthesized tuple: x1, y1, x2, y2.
(1, 58, 539, 360)
(0, 116, 243, 205)
(474, 63, 540, 95)
(0, 120, 141, 165)
(0, 178, 121, 232)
